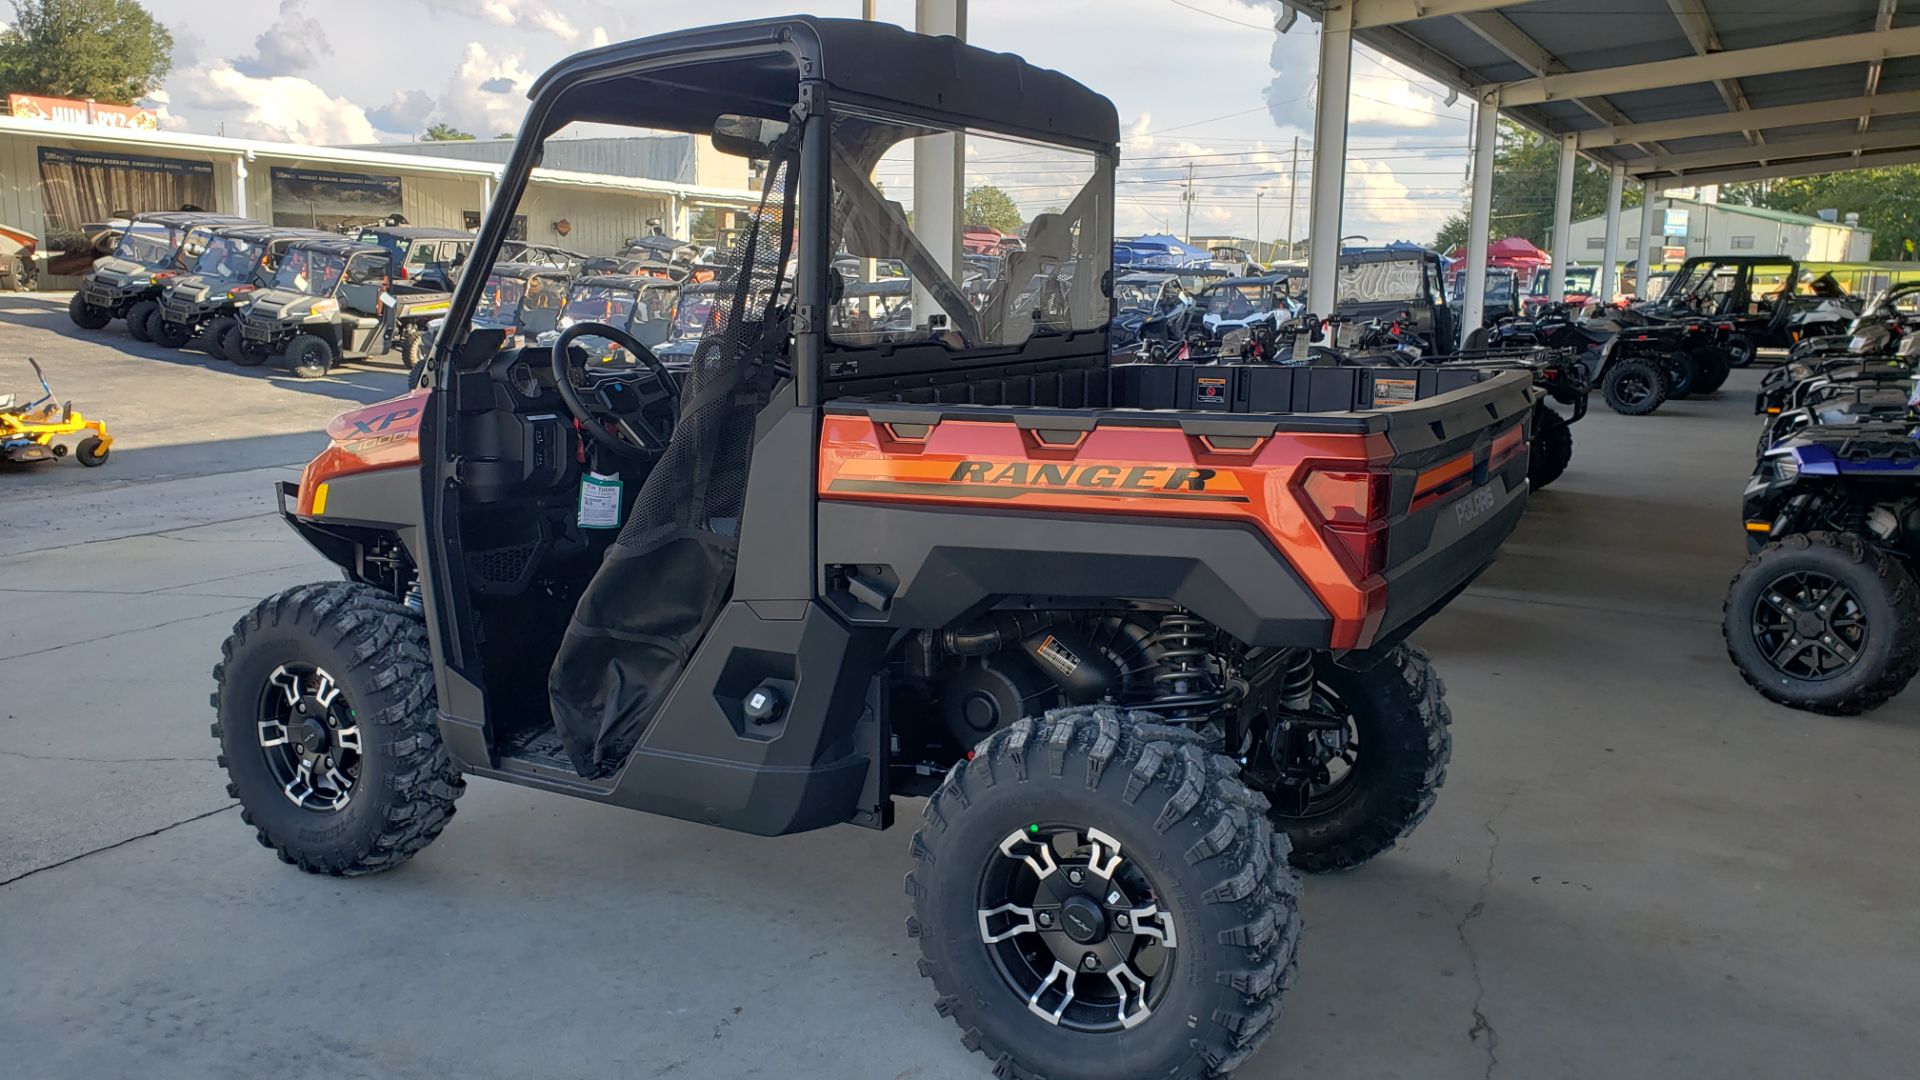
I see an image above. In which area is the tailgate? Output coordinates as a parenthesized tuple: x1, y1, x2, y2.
(1368, 371, 1536, 646)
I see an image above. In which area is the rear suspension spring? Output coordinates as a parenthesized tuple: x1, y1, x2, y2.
(1142, 612, 1233, 720)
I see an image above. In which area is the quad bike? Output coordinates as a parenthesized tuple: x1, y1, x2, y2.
(1, 358, 112, 466)
(207, 19, 1537, 1080)
(1727, 419, 1920, 714)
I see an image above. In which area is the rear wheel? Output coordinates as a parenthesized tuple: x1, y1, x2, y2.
(67, 291, 111, 330)
(910, 706, 1300, 1080)
(1692, 348, 1731, 394)
(285, 333, 335, 379)
(1726, 335, 1756, 367)
(203, 316, 236, 360)
(1529, 405, 1573, 491)
(210, 582, 464, 875)
(1602, 356, 1668, 416)
(1251, 646, 1451, 873)
(125, 299, 157, 342)
(1664, 351, 1700, 399)
(149, 311, 194, 349)
(1723, 531, 1920, 715)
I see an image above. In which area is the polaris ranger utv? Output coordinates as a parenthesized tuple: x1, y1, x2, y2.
(149, 225, 332, 356)
(231, 237, 451, 378)
(66, 211, 253, 336)
(209, 19, 1535, 1079)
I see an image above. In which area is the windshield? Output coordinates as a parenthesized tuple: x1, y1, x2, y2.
(192, 234, 262, 278)
(672, 289, 720, 339)
(1454, 271, 1516, 303)
(1114, 280, 1169, 310)
(1337, 258, 1426, 304)
(271, 250, 346, 296)
(112, 222, 178, 267)
(475, 275, 527, 325)
(826, 108, 1113, 349)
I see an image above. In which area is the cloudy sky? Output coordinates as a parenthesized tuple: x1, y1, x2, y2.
(137, 0, 1476, 244)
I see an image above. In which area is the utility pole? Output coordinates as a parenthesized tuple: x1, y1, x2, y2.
(1285, 136, 1299, 261)
(1182, 161, 1195, 242)
(1254, 191, 1265, 264)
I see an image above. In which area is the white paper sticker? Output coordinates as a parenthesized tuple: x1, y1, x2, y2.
(577, 472, 623, 529)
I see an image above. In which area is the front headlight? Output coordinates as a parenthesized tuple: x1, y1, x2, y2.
(1771, 452, 1799, 482)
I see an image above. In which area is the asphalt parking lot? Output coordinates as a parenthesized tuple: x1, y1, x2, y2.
(3, 296, 1916, 1080)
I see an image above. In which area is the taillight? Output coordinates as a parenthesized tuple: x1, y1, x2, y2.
(398, 265, 409, 280)
(1299, 466, 1390, 582)
(1490, 420, 1525, 471)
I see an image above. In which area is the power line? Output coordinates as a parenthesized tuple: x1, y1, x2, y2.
(1160, 0, 1274, 31)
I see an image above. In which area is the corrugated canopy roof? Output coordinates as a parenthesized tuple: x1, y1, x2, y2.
(1293, 0, 1920, 187)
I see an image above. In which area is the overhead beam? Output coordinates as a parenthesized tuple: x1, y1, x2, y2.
(1500, 25, 1920, 106)
(1664, 0, 1761, 145)
(1630, 128, 1920, 177)
(1577, 89, 1920, 149)
(1664, 146, 1920, 188)
(1860, 0, 1898, 135)
(1457, 11, 1645, 145)
(1348, 0, 1528, 31)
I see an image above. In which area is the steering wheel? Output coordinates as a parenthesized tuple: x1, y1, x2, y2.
(550, 320, 681, 459)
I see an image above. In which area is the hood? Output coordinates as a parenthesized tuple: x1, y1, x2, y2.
(89, 258, 161, 287)
(163, 274, 225, 305)
(242, 287, 326, 321)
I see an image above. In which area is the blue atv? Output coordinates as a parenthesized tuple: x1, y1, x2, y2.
(1726, 419, 1920, 714)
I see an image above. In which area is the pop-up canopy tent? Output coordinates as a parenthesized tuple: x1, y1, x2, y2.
(1118, 233, 1211, 268)
(1446, 237, 1553, 287)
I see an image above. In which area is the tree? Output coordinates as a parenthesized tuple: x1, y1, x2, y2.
(1723, 167, 1920, 261)
(0, 0, 172, 104)
(1430, 212, 1500, 253)
(423, 124, 475, 142)
(1487, 120, 1640, 250)
(963, 184, 1024, 234)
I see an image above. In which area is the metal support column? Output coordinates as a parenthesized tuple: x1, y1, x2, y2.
(1598, 164, 1625, 303)
(1305, 0, 1353, 317)
(1460, 91, 1499, 340)
(1636, 180, 1661, 298)
(231, 154, 249, 218)
(1548, 133, 1577, 301)
(913, 0, 967, 327)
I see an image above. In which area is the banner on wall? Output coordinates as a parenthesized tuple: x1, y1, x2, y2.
(270, 167, 403, 231)
(35, 147, 216, 249)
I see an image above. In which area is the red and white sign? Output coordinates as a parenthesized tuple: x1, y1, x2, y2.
(6, 94, 159, 131)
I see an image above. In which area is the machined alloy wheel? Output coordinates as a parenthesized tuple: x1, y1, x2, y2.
(1602, 357, 1667, 416)
(256, 663, 363, 812)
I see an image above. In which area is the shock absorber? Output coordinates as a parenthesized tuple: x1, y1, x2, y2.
(1142, 612, 1233, 721)
(1277, 651, 1315, 714)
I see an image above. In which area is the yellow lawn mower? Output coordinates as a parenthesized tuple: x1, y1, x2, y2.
(2, 358, 111, 466)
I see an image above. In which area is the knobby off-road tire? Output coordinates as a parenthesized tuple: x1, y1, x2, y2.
(148, 309, 195, 349)
(1529, 405, 1573, 491)
(125, 299, 157, 342)
(1723, 531, 1920, 716)
(68, 292, 111, 329)
(286, 333, 335, 379)
(1602, 357, 1668, 416)
(202, 315, 236, 360)
(225, 323, 261, 366)
(1268, 645, 1452, 874)
(1664, 351, 1700, 399)
(210, 582, 464, 875)
(908, 706, 1301, 1080)
(1692, 349, 1731, 394)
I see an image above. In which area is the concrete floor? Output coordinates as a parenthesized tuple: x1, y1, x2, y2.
(2, 298, 1916, 1080)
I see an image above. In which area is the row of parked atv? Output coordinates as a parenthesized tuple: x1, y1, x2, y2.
(1723, 282, 1920, 715)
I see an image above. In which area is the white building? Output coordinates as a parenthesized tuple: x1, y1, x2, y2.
(1567, 196, 1873, 268)
(0, 111, 760, 287)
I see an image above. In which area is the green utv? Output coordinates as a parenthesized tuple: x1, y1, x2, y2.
(149, 225, 334, 357)
(230, 237, 452, 378)
(208, 18, 1536, 1079)
(67, 212, 254, 337)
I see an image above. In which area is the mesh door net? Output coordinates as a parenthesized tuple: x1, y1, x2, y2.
(547, 152, 796, 778)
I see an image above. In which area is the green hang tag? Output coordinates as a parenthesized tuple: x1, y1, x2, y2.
(577, 471, 623, 530)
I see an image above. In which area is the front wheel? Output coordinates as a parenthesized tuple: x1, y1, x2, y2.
(1529, 405, 1573, 491)
(149, 311, 194, 349)
(68, 291, 111, 330)
(1602, 356, 1668, 416)
(125, 299, 157, 342)
(1723, 531, 1920, 715)
(285, 333, 335, 379)
(74, 436, 109, 467)
(1252, 645, 1451, 873)
(203, 315, 236, 360)
(225, 323, 261, 366)
(1725, 336, 1756, 367)
(210, 582, 464, 874)
(910, 706, 1300, 1080)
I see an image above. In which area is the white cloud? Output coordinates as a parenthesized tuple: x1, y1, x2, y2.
(168, 63, 378, 144)
(232, 0, 331, 78)
(434, 42, 535, 137)
(419, 0, 578, 42)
